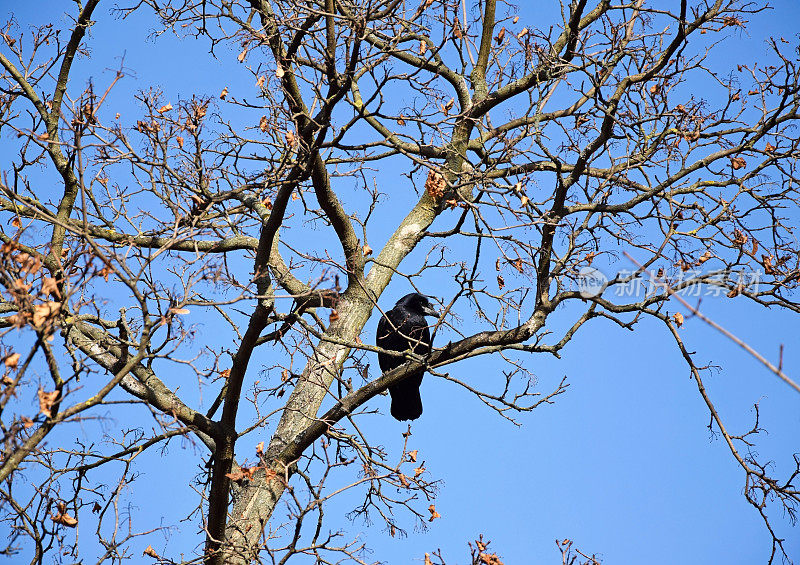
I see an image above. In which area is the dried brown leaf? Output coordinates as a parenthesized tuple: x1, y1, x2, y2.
(51, 511, 77, 527)
(428, 504, 441, 521)
(41, 277, 60, 298)
(4, 352, 20, 369)
(730, 156, 746, 170)
(38, 388, 59, 417)
(762, 254, 776, 274)
(425, 170, 447, 200)
(696, 250, 712, 265)
(32, 301, 61, 328)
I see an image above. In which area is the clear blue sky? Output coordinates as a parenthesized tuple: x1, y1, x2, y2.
(2, 1, 799, 563)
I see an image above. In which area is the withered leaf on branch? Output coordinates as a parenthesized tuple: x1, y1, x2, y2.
(225, 466, 277, 483)
(762, 254, 776, 274)
(225, 466, 257, 482)
(51, 503, 77, 527)
(442, 97, 454, 115)
(731, 156, 747, 170)
(4, 352, 20, 369)
(696, 250, 713, 265)
(425, 170, 447, 200)
(51, 512, 78, 527)
(427, 504, 441, 521)
(672, 312, 684, 328)
(41, 277, 60, 298)
(38, 388, 59, 417)
(32, 301, 61, 328)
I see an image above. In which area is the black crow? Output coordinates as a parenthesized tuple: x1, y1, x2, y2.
(376, 293, 438, 421)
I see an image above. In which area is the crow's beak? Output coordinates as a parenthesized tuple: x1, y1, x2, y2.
(421, 303, 439, 318)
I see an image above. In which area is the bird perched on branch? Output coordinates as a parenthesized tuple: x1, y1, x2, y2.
(376, 293, 438, 421)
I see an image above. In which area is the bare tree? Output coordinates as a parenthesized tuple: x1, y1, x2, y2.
(1, 0, 799, 563)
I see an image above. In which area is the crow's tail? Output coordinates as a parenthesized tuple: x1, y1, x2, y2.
(389, 378, 423, 421)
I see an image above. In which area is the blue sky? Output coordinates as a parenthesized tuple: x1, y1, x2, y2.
(2, 1, 800, 563)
